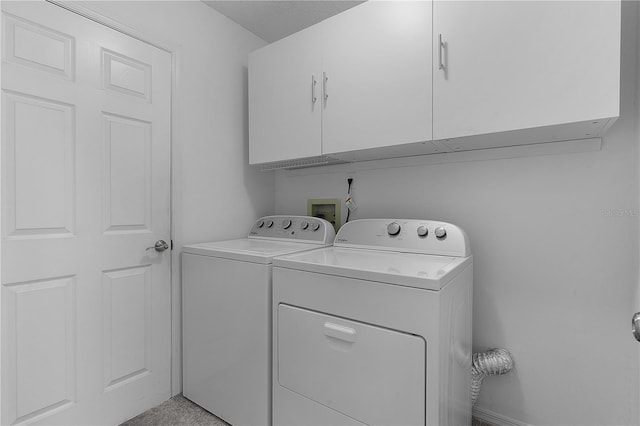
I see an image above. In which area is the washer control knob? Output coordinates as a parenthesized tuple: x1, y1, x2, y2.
(417, 225, 428, 237)
(301, 221, 309, 230)
(387, 222, 401, 236)
(311, 222, 320, 231)
(257, 220, 264, 228)
(435, 226, 447, 239)
(282, 219, 292, 229)
(266, 220, 274, 228)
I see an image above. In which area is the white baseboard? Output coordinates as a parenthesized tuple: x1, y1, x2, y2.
(473, 406, 534, 426)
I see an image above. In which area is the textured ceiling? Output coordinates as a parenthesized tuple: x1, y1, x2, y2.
(202, 1, 365, 42)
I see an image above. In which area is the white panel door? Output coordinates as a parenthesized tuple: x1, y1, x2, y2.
(321, 1, 433, 156)
(433, 0, 621, 141)
(1, 1, 172, 425)
(248, 26, 322, 165)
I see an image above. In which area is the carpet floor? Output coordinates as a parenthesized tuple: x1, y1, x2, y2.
(121, 394, 492, 426)
(121, 395, 228, 426)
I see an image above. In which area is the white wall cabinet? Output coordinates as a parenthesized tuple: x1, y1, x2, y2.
(249, 26, 323, 165)
(433, 1, 620, 151)
(320, 2, 433, 158)
(249, 1, 621, 168)
(249, 1, 435, 166)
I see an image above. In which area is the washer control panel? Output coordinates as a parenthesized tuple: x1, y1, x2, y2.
(335, 219, 470, 257)
(249, 215, 336, 244)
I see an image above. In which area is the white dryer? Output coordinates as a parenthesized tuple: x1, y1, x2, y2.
(182, 216, 335, 426)
(272, 219, 473, 426)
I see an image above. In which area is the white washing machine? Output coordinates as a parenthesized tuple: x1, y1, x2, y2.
(182, 216, 335, 426)
(272, 219, 473, 426)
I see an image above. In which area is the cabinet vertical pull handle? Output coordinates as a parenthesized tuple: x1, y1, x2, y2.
(323, 72, 328, 104)
(438, 34, 446, 71)
(311, 75, 317, 104)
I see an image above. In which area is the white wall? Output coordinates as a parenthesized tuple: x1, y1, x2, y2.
(274, 3, 640, 425)
(74, 0, 273, 395)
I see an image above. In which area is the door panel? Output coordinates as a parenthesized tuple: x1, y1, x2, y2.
(102, 113, 152, 233)
(102, 49, 151, 100)
(1, 1, 172, 424)
(3, 91, 75, 238)
(3, 11, 74, 80)
(102, 266, 152, 391)
(5, 277, 76, 423)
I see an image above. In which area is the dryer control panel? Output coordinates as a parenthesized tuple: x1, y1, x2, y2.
(334, 219, 470, 257)
(249, 215, 336, 244)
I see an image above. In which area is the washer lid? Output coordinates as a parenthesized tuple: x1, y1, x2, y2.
(183, 239, 329, 264)
(273, 246, 471, 290)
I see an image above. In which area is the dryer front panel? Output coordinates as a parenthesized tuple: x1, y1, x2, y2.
(277, 304, 425, 425)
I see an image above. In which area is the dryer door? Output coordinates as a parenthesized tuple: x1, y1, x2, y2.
(277, 304, 425, 426)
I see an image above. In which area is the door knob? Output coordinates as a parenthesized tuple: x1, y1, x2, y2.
(632, 312, 640, 342)
(146, 240, 169, 252)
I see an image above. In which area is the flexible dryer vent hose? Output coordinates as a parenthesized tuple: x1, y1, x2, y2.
(471, 348, 514, 405)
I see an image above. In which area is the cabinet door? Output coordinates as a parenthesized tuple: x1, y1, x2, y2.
(433, 1, 620, 142)
(249, 28, 322, 165)
(321, 1, 433, 156)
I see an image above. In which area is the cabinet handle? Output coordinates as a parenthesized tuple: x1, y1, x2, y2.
(311, 75, 317, 104)
(438, 33, 446, 71)
(323, 72, 328, 104)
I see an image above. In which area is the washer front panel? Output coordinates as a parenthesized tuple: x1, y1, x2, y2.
(182, 254, 271, 425)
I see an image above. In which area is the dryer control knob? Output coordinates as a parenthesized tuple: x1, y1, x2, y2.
(311, 223, 320, 231)
(387, 222, 401, 236)
(257, 220, 264, 228)
(417, 225, 428, 237)
(301, 221, 309, 230)
(435, 226, 447, 239)
(266, 220, 274, 228)
(282, 219, 292, 229)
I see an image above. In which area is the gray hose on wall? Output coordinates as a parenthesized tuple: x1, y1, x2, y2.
(471, 348, 514, 405)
